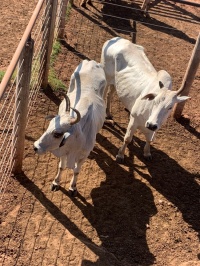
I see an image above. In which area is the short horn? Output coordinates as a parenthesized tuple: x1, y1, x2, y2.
(70, 107, 81, 125)
(60, 91, 70, 112)
(176, 81, 186, 95)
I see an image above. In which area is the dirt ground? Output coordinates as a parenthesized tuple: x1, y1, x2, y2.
(0, 0, 200, 265)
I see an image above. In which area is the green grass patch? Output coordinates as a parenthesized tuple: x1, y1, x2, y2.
(48, 41, 66, 90)
(48, 2, 73, 91)
(50, 41, 61, 67)
(66, 1, 73, 21)
(0, 70, 5, 83)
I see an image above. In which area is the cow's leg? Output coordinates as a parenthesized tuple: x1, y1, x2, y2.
(104, 84, 115, 120)
(143, 131, 155, 160)
(116, 116, 137, 163)
(51, 156, 66, 191)
(69, 158, 86, 197)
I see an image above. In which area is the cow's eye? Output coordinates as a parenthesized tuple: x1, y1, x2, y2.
(53, 132, 63, 138)
(168, 107, 172, 110)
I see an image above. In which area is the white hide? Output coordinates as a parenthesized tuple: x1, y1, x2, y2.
(34, 60, 106, 193)
(101, 37, 190, 161)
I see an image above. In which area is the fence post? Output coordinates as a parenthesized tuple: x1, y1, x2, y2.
(58, 0, 69, 39)
(41, 0, 58, 88)
(12, 37, 34, 174)
(131, 20, 137, 44)
(173, 33, 200, 119)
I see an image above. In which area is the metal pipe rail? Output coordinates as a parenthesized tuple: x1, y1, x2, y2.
(0, 0, 45, 100)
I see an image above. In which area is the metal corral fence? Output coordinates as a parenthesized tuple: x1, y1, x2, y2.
(0, 0, 70, 200)
(0, 0, 199, 201)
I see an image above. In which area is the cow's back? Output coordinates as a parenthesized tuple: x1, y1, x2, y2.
(66, 60, 106, 150)
(101, 37, 160, 111)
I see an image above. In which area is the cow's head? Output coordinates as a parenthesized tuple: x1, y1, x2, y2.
(33, 93, 81, 154)
(142, 81, 190, 131)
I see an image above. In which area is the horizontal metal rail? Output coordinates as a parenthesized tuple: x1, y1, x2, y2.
(0, 0, 45, 100)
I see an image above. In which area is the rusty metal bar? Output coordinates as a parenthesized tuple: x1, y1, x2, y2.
(0, 0, 45, 100)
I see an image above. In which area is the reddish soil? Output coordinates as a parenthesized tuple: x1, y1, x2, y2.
(0, 0, 200, 266)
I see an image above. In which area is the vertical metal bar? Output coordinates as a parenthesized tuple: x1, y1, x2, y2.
(131, 20, 137, 44)
(173, 33, 200, 119)
(12, 37, 34, 174)
(41, 0, 58, 88)
(58, 0, 69, 39)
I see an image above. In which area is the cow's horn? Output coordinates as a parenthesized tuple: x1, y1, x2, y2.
(176, 81, 186, 95)
(70, 108, 81, 125)
(60, 91, 70, 112)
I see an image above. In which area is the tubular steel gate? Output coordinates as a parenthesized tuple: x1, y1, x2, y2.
(0, 0, 69, 201)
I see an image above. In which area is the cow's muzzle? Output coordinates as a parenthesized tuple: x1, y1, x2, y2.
(34, 147, 38, 152)
(146, 122, 158, 131)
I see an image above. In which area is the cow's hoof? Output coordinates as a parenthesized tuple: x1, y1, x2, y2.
(116, 155, 124, 164)
(144, 154, 152, 161)
(69, 189, 78, 197)
(51, 183, 60, 191)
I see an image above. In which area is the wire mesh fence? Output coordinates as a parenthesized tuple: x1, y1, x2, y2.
(0, 0, 199, 201)
(0, 0, 70, 201)
(0, 1, 200, 265)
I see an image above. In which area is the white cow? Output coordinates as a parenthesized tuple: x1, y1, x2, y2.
(34, 60, 106, 195)
(101, 37, 190, 163)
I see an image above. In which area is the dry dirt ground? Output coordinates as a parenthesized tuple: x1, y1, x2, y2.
(0, 0, 200, 265)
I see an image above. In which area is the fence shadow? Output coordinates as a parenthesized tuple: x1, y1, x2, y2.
(15, 172, 122, 265)
(74, 5, 118, 37)
(97, 125, 200, 240)
(100, 0, 198, 43)
(60, 39, 90, 61)
(60, 138, 157, 265)
(131, 135, 200, 238)
(175, 116, 200, 139)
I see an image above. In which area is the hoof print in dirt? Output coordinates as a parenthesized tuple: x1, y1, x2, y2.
(116, 155, 124, 164)
(69, 189, 78, 197)
(51, 183, 60, 191)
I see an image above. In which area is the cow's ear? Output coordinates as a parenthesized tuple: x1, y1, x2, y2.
(141, 93, 157, 101)
(159, 81, 164, 89)
(59, 132, 71, 147)
(45, 114, 56, 120)
(176, 96, 191, 103)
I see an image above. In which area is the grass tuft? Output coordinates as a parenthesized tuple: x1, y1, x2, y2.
(48, 41, 66, 90)
(48, 2, 73, 91)
(0, 70, 5, 83)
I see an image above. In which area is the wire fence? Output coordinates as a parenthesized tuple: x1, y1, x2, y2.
(0, 0, 70, 201)
(0, 0, 199, 201)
